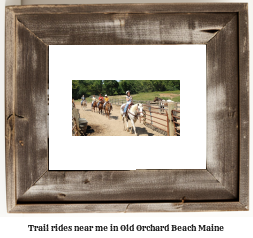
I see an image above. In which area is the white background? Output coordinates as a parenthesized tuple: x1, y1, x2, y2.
(49, 45, 206, 170)
(0, 0, 252, 237)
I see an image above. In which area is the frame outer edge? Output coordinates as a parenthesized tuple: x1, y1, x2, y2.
(10, 202, 247, 213)
(238, 4, 249, 209)
(5, 7, 17, 212)
(6, 3, 249, 14)
(5, 3, 249, 213)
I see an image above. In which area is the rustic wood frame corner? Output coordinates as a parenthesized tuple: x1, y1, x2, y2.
(5, 3, 249, 213)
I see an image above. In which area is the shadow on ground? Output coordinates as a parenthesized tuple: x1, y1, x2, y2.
(84, 125, 96, 136)
(137, 127, 155, 136)
(109, 115, 119, 120)
(126, 127, 155, 136)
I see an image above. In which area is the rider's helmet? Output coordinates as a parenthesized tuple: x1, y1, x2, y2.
(105, 94, 107, 97)
(126, 90, 130, 95)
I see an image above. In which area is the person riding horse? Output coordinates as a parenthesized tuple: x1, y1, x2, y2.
(97, 94, 104, 108)
(123, 90, 133, 118)
(81, 95, 85, 105)
(91, 95, 96, 107)
(103, 94, 110, 109)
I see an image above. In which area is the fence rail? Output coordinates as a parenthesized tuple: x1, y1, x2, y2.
(142, 102, 169, 136)
(110, 98, 158, 106)
(110, 99, 180, 111)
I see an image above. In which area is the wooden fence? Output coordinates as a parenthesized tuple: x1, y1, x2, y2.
(110, 98, 180, 110)
(142, 102, 170, 136)
(109, 99, 180, 136)
(110, 98, 154, 106)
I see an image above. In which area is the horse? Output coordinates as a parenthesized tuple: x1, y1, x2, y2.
(104, 102, 112, 118)
(81, 100, 87, 110)
(154, 97, 163, 102)
(92, 100, 97, 112)
(120, 103, 143, 136)
(154, 97, 167, 113)
(154, 97, 173, 104)
(98, 100, 104, 114)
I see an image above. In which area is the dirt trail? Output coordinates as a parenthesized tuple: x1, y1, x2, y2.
(159, 93, 179, 98)
(76, 103, 164, 136)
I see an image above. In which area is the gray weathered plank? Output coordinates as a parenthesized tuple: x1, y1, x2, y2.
(18, 170, 236, 202)
(126, 202, 247, 213)
(206, 16, 239, 198)
(7, 3, 246, 15)
(238, 4, 249, 209)
(5, 7, 17, 212)
(16, 13, 236, 45)
(15, 20, 48, 200)
(10, 202, 247, 213)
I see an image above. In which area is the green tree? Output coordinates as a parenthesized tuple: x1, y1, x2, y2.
(72, 80, 180, 99)
(103, 80, 119, 95)
(152, 80, 166, 91)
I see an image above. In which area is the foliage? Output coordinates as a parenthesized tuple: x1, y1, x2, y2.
(110, 90, 180, 102)
(72, 80, 180, 100)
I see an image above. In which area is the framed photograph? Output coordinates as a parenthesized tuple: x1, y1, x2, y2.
(5, 3, 249, 213)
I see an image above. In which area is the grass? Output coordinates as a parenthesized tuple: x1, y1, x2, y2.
(74, 90, 180, 103)
(110, 90, 180, 102)
(75, 98, 92, 103)
(170, 96, 180, 102)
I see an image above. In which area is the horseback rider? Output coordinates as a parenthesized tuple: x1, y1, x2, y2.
(123, 90, 132, 117)
(97, 93, 104, 108)
(103, 94, 109, 109)
(81, 95, 85, 105)
(91, 95, 96, 107)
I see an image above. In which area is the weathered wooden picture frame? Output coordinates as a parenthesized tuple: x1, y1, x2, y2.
(5, 3, 249, 213)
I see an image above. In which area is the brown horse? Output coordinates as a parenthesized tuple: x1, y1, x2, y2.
(154, 97, 167, 112)
(154, 97, 164, 102)
(92, 101, 97, 112)
(98, 100, 104, 114)
(81, 100, 87, 110)
(104, 102, 112, 118)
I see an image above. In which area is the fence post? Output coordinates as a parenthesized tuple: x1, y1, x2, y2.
(143, 110, 146, 126)
(72, 108, 81, 136)
(167, 102, 177, 136)
(148, 101, 152, 125)
(166, 110, 169, 136)
(177, 102, 180, 110)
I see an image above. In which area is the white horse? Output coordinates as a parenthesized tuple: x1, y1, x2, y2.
(160, 100, 173, 112)
(120, 103, 143, 136)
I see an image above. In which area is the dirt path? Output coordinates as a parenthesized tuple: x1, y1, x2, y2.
(76, 103, 164, 136)
(159, 93, 179, 98)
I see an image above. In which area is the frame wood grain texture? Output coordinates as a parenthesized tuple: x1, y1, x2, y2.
(5, 3, 249, 213)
